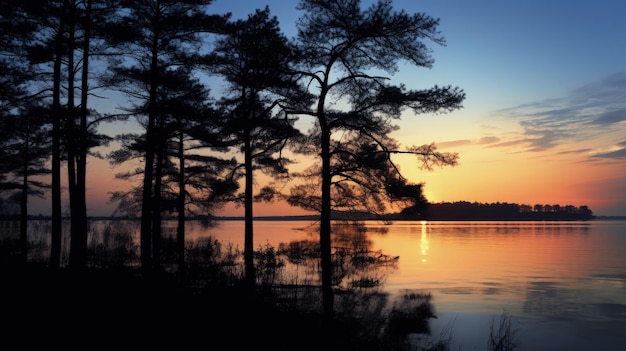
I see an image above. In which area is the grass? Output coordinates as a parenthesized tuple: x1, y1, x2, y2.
(488, 310, 520, 351)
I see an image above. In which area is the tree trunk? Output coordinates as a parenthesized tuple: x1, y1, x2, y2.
(176, 125, 186, 278)
(19, 158, 28, 264)
(140, 133, 155, 275)
(76, 0, 92, 266)
(319, 104, 334, 317)
(49, 0, 68, 269)
(151, 133, 164, 272)
(244, 131, 255, 290)
(67, 0, 85, 270)
(139, 23, 161, 275)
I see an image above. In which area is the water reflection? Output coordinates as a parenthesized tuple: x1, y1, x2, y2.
(420, 221, 428, 262)
(4, 219, 626, 350)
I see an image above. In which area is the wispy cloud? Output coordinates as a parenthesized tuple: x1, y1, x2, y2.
(592, 140, 626, 159)
(484, 139, 527, 149)
(593, 108, 626, 125)
(593, 148, 626, 158)
(436, 139, 472, 149)
(490, 72, 626, 157)
(478, 136, 500, 144)
(557, 148, 593, 155)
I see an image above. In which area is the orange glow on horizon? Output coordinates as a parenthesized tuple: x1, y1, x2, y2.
(25, 129, 626, 218)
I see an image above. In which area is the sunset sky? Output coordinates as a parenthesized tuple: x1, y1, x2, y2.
(29, 0, 626, 217)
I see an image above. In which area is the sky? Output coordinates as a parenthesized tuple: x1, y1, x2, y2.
(29, 0, 626, 217)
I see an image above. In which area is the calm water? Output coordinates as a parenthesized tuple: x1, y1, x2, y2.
(5, 219, 626, 350)
(365, 220, 626, 351)
(189, 219, 626, 351)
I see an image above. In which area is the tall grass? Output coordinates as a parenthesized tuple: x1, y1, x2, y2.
(488, 310, 520, 351)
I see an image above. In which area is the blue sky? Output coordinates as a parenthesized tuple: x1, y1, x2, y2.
(28, 0, 624, 217)
(206, 0, 626, 216)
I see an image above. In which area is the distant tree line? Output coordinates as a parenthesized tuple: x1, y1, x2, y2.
(419, 201, 594, 221)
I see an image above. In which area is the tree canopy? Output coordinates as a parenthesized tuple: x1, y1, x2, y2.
(288, 0, 465, 316)
(0, 0, 468, 280)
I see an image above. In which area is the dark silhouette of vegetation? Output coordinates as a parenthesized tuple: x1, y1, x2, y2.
(0, 0, 585, 348)
(209, 6, 311, 291)
(101, 0, 230, 275)
(327, 201, 596, 221)
(1, 0, 122, 270)
(3, 1, 67, 268)
(1, 105, 51, 264)
(488, 310, 520, 351)
(106, 65, 238, 276)
(0, 220, 452, 351)
(286, 0, 465, 316)
(46, 0, 65, 270)
(423, 201, 594, 221)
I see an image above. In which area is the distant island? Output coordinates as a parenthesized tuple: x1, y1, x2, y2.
(330, 201, 597, 221)
(420, 201, 594, 221)
(217, 201, 599, 221)
(4, 201, 605, 221)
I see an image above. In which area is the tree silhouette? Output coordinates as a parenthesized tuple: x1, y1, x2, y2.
(64, 0, 116, 270)
(150, 67, 238, 273)
(13, 0, 119, 269)
(0, 1, 42, 264)
(5, 0, 68, 267)
(0, 105, 51, 263)
(290, 0, 465, 317)
(0, 1, 35, 115)
(289, 135, 433, 218)
(102, 0, 229, 275)
(159, 68, 237, 277)
(48, 0, 65, 270)
(210, 6, 312, 290)
(107, 66, 238, 273)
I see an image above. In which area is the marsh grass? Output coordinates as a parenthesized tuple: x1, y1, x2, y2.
(488, 310, 520, 351)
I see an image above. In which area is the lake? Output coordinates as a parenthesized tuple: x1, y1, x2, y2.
(183, 219, 626, 351)
(4, 219, 626, 350)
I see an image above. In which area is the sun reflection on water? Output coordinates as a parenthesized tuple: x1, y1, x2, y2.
(421, 221, 428, 262)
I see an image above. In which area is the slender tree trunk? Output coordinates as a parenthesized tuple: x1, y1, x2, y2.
(176, 125, 186, 278)
(318, 87, 334, 317)
(244, 130, 255, 290)
(140, 22, 161, 275)
(76, 0, 92, 262)
(50, 0, 68, 269)
(67, 0, 84, 270)
(320, 126, 333, 317)
(140, 131, 155, 275)
(19, 155, 28, 264)
(151, 132, 164, 272)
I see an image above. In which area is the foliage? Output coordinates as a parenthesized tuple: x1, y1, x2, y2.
(209, 6, 312, 287)
(289, 0, 466, 209)
(0, 105, 52, 200)
(185, 236, 243, 287)
(87, 221, 139, 269)
(254, 241, 286, 286)
(288, 0, 466, 316)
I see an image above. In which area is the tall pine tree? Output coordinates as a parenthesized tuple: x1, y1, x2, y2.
(291, 0, 465, 317)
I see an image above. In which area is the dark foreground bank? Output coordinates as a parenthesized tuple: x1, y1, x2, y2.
(0, 263, 444, 351)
